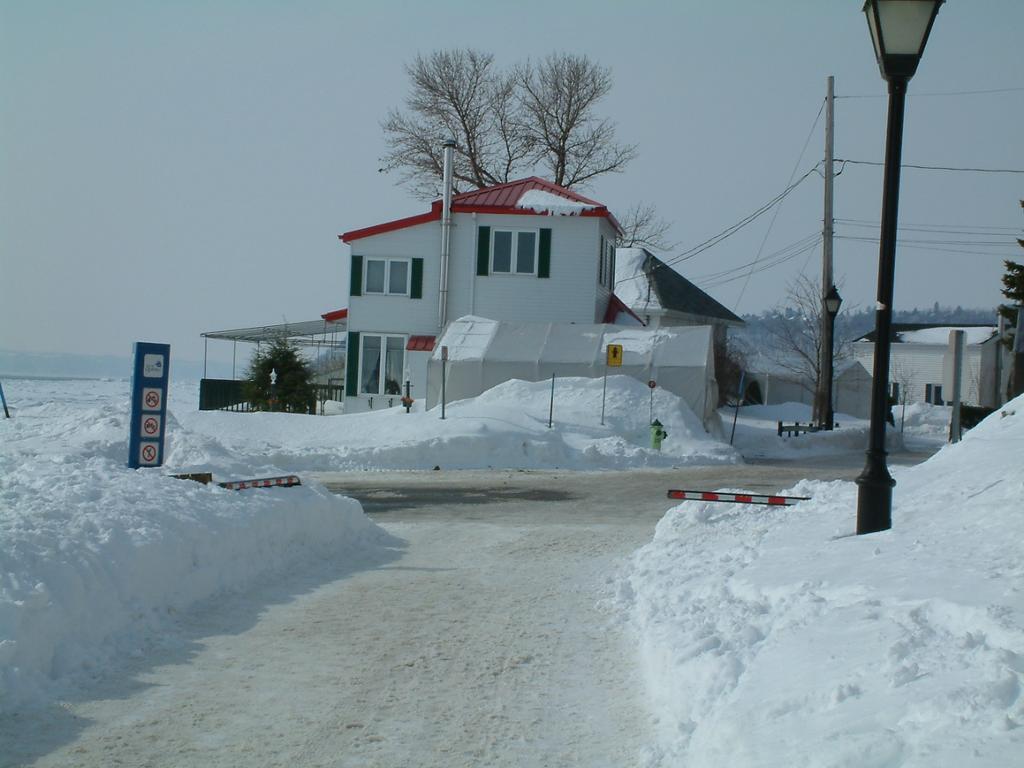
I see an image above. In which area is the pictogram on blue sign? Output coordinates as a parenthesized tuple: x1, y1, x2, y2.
(128, 342, 170, 468)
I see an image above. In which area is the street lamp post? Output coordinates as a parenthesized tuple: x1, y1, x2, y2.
(856, 0, 943, 535)
(823, 285, 843, 431)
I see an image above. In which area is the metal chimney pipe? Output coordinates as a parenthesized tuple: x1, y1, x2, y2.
(438, 140, 456, 329)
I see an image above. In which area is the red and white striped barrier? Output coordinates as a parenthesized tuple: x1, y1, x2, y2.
(218, 475, 302, 491)
(666, 489, 810, 507)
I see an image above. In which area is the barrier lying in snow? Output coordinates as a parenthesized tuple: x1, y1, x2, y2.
(219, 475, 302, 491)
(667, 489, 810, 506)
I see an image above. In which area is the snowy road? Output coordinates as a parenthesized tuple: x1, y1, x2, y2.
(6, 463, 869, 768)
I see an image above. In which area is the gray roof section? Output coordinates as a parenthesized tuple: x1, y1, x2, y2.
(202, 318, 347, 347)
(640, 250, 744, 326)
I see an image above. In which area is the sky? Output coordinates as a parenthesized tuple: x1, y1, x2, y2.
(2, 0, 1022, 374)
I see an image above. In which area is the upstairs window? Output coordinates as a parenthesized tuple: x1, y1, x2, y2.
(492, 230, 538, 275)
(365, 258, 410, 295)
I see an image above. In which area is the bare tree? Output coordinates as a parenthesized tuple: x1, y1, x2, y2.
(890, 358, 917, 431)
(616, 202, 677, 251)
(516, 53, 637, 188)
(380, 50, 636, 198)
(380, 50, 532, 199)
(761, 275, 850, 405)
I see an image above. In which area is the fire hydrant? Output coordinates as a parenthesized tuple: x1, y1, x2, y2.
(650, 419, 668, 450)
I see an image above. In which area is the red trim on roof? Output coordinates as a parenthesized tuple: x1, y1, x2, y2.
(406, 335, 436, 352)
(603, 294, 646, 326)
(340, 177, 622, 243)
(320, 308, 348, 322)
(340, 208, 441, 243)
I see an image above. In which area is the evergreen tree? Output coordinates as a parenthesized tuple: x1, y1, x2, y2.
(244, 337, 316, 413)
(997, 201, 1024, 348)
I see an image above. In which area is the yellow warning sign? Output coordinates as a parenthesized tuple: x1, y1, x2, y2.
(606, 343, 623, 367)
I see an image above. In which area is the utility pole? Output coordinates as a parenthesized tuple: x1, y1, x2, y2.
(816, 75, 836, 426)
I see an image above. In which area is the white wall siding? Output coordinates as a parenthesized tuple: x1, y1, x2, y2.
(348, 222, 442, 336)
(854, 342, 985, 405)
(445, 212, 602, 325)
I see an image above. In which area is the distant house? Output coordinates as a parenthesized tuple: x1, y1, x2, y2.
(744, 359, 873, 420)
(852, 323, 1010, 408)
(339, 177, 625, 411)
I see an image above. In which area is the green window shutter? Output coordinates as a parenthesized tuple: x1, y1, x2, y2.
(346, 332, 360, 396)
(410, 258, 423, 299)
(350, 255, 363, 297)
(476, 226, 490, 276)
(538, 228, 552, 278)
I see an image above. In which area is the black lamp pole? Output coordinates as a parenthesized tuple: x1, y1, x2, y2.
(855, 77, 906, 534)
(856, 0, 943, 535)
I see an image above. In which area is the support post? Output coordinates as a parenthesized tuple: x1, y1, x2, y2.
(856, 76, 907, 536)
(548, 373, 555, 429)
(601, 365, 608, 426)
(948, 329, 964, 442)
(817, 75, 836, 427)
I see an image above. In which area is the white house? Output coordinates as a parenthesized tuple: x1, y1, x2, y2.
(852, 323, 1009, 408)
(339, 176, 624, 411)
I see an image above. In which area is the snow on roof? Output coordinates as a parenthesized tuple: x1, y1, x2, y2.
(896, 326, 996, 345)
(515, 189, 598, 216)
(613, 248, 662, 313)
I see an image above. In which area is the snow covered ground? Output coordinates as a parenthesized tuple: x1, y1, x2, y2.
(0, 374, 734, 716)
(0, 378, 386, 713)
(721, 400, 952, 460)
(172, 375, 739, 472)
(619, 396, 1024, 766)
(5, 372, 1008, 767)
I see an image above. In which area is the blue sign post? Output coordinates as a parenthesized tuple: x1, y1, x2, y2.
(128, 342, 170, 468)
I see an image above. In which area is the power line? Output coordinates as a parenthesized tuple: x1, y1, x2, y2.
(836, 217, 1021, 235)
(836, 86, 1024, 99)
(836, 234, 1016, 258)
(837, 158, 1024, 174)
(735, 98, 826, 307)
(697, 234, 822, 289)
(615, 162, 822, 284)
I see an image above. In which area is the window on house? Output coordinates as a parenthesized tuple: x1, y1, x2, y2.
(360, 334, 405, 395)
(492, 230, 538, 275)
(607, 241, 616, 290)
(364, 258, 410, 295)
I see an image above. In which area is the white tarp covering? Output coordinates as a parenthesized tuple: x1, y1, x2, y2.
(427, 316, 720, 428)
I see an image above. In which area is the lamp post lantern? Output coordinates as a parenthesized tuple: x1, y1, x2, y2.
(822, 285, 842, 431)
(856, 0, 943, 535)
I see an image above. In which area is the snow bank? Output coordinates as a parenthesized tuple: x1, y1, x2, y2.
(175, 375, 740, 471)
(722, 401, 905, 459)
(620, 397, 1024, 766)
(0, 379, 384, 712)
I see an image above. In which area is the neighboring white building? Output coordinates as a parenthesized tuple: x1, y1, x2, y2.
(614, 248, 745, 343)
(426, 316, 721, 428)
(744, 360, 873, 420)
(852, 324, 1009, 408)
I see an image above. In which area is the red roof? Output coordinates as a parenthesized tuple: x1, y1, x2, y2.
(320, 308, 348, 322)
(451, 176, 605, 209)
(603, 293, 646, 326)
(341, 177, 620, 243)
(406, 335, 436, 352)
